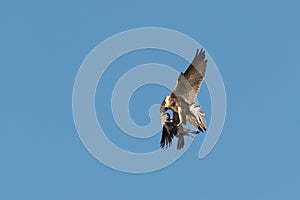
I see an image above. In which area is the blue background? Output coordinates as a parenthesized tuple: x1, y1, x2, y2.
(1, 0, 299, 199)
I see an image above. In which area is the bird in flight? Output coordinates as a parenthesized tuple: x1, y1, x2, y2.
(160, 48, 207, 149)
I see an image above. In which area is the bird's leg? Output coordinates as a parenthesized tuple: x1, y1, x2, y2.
(178, 126, 198, 136)
(176, 134, 184, 150)
(176, 107, 183, 126)
(181, 127, 199, 135)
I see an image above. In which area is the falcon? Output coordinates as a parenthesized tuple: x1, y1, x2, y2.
(160, 48, 207, 149)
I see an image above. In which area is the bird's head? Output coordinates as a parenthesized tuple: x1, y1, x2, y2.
(160, 94, 177, 114)
(165, 113, 171, 120)
(160, 95, 171, 114)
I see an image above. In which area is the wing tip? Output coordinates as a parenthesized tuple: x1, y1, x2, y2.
(193, 48, 206, 61)
(196, 48, 205, 54)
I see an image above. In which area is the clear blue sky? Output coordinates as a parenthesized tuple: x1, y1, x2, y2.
(1, 0, 299, 199)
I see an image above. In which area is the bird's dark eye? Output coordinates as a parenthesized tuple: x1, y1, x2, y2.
(165, 108, 168, 111)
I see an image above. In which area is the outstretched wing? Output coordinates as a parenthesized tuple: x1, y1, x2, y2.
(172, 49, 207, 104)
(160, 120, 178, 149)
(160, 125, 174, 149)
